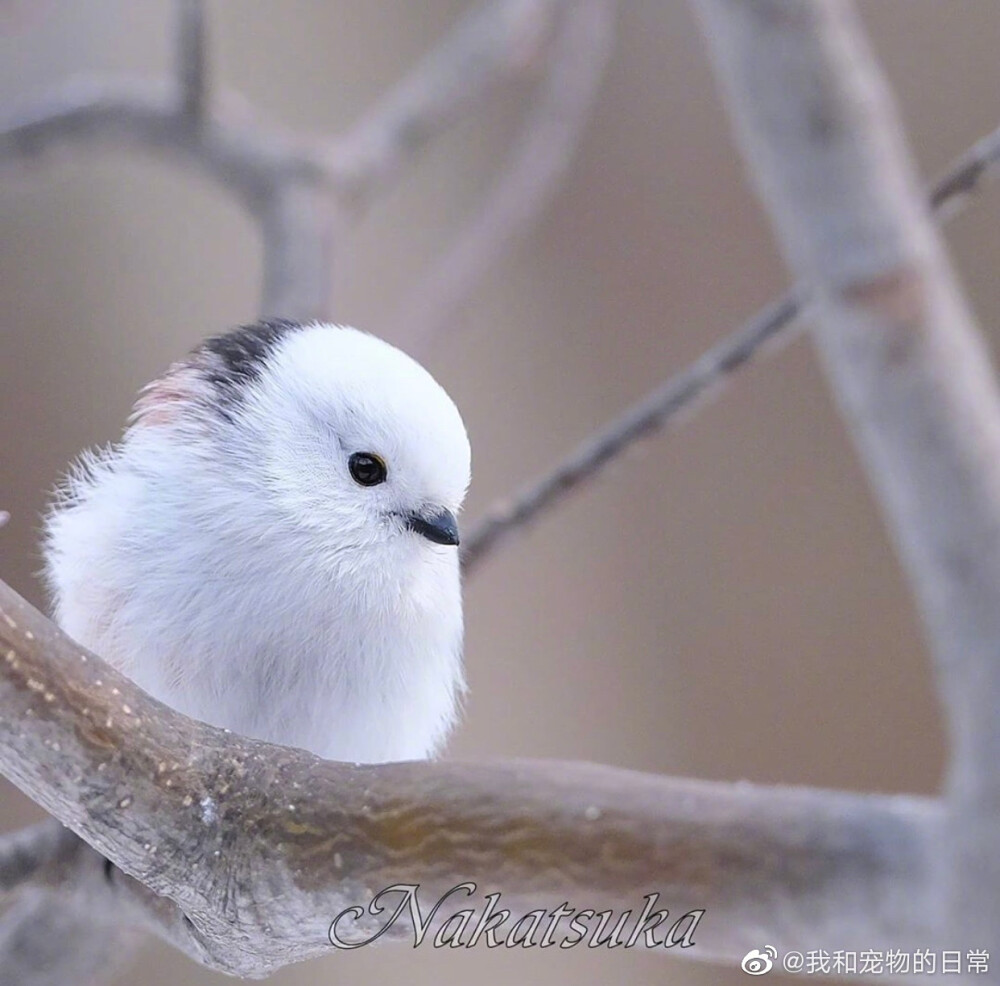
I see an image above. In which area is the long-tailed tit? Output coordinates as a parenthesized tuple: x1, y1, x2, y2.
(43, 320, 471, 763)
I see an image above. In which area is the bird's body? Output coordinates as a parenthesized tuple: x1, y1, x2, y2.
(43, 321, 471, 763)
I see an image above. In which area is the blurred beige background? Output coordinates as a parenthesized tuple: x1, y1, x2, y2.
(2, 2, 998, 984)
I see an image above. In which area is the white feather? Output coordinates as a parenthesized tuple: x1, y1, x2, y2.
(43, 323, 471, 763)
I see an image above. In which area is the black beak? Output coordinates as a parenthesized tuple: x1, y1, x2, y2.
(406, 507, 460, 546)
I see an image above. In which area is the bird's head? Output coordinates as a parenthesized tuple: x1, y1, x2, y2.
(133, 321, 471, 570)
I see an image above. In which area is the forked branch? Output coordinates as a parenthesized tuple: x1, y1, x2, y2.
(0, 0, 608, 321)
(692, 0, 1000, 959)
(463, 124, 1000, 573)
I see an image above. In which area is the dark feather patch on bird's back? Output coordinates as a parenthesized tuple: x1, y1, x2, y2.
(197, 318, 305, 419)
(131, 319, 307, 429)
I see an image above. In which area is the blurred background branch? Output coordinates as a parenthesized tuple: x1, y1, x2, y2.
(693, 0, 1000, 963)
(462, 123, 1000, 573)
(175, 0, 207, 123)
(400, 0, 616, 351)
(1, 0, 613, 321)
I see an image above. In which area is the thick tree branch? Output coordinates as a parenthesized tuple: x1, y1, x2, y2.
(463, 122, 1000, 573)
(0, 579, 941, 975)
(691, 0, 1000, 962)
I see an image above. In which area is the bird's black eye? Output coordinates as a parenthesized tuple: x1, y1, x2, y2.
(348, 452, 387, 487)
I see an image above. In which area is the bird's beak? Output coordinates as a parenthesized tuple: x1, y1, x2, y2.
(406, 507, 460, 546)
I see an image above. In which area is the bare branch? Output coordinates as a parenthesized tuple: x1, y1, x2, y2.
(0, 81, 325, 210)
(0, 0, 612, 326)
(260, 179, 339, 321)
(331, 0, 575, 208)
(0, 578, 941, 975)
(691, 0, 1000, 957)
(462, 294, 798, 573)
(176, 0, 208, 123)
(0, 80, 338, 320)
(0, 815, 140, 986)
(403, 0, 616, 353)
(462, 122, 1000, 574)
(929, 129, 1000, 216)
(0, 891, 141, 986)
(0, 818, 79, 893)
(0, 822, 152, 986)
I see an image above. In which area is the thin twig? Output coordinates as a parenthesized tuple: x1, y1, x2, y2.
(462, 122, 1000, 574)
(331, 0, 572, 208)
(0, 0, 584, 211)
(403, 0, 617, 353)
(176, 0, 208, 123)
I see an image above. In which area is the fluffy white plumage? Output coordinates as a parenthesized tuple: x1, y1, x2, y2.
(43, 321, 471, 763)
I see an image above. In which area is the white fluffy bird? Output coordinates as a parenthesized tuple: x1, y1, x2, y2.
(43, 320, 471, 763)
